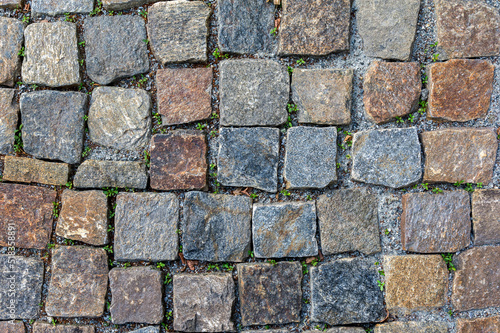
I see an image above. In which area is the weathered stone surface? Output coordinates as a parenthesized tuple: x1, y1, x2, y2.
(352, 128, 422, 188)
(183, 191, 251, 262)
(279, 0, 351, 56)
(435, 0, 500, 59)
(452, 245, 500, 311)
(0, 0, 21, 9)
(384, 255, 448, 314)
(374, 322, 448, 333)
(363, 61, 421, 124)
(150, 131, 207, 191)
(422, 128, 498, 184)
(73, 160, 148, 189)
(0, 17, 23, 87)
(173, 274, 235, 332)
(84, 16, 149, 85)
(218, 127, 279, 192)
(317, 189, 381, 256)
(2, 156, 69, 185)
(20, 91, 87, 164)
(401, 191, 471, 253)
(32, 0, 94, 16)
(88, 87, 151, 150)
(284, 126, 337, 189)
(157, 68, 212, 125)
(102, 0, 156, 10)
(22, 22, 80, 87)
(0, 255, 43, 319)
(56, 190, 108, 246)
(115, 192, 179, 261)
(238, 262, 302, 326)
(33, 322, 94, 333)
(252, 202, 318, 258)
(0, 88, 19, 154)
(243, 331, 289, 333)
(306, 329, 365, 333)
(472, 190, 500, 246)
(130, 328, 159, 333)
(0, 321, 25, 333)
(358, 0, 420, 60)
(219, 59, 288, 126)
(109, 267, 163, 324)
(147, 1, 210, 64)
(457, 317, 500, 333)
(428, 59, 494, 122)
(46, 246, 108, 317)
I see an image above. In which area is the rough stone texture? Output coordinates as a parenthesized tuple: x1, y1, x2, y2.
(115, 192, 179, 261)
(46, 246, 108, 318)
(292, 69, 353, 125)
(452, 245, 500, 311)
(84, 16, 149, 85)
(317, 189, 381, 256)
(351, 128, 422, 188)
(472, 190, 500, 246)
(243, 331, 289, 333)
(31, 0, 93, 16)
(284, 126, 337, 189)
(218, 127, 280, 192)
(252, 202, 318, 258)
(0, 17, 23, 87)
(435, 0, 500, 59)
(363, 61, 421, 124)
(374, 322, 448, 333)
(173, 274, 235, 332)
(147, 1, 210, 64)
(88, 87, 151, 150)
(456, 317, 500, 333)
(0, 0, 21, 9)
(56, 190, 108, 246)
(219, 59, 289, 126)
(0, 183, 55, 250)
(279, 0, 351, 56)
(238, 262, 302, 326)
(0, 255, 43, 320)
(0, 321, 25, 333)
(129, 328, 159, 333)
(20, 91, 87, 164)
(401, 191, 471, 253)
(109, 267, 163, 324)
(73, 160, 148, 189)
(183, 191, 251, 262)
(22, 22, 80, 87)
(157, 68, 212, 125)
(102, 0, 156, 10)
(0, 88, 19, 154)
(422, 128, 498, 184)
(428, 59, 494, 122)
(2, 156, 69, 185)
(357, 0, 420, 60)
(310, 258, 385, 325)
(150, 131, 207, 191)
(307, 329, 365, 333)
(384, 255, 448, 314)
(32, 323, 94, 333)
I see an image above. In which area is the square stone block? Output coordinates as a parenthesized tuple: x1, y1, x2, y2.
(0, 17, 23, 87)
(0, 88, 19, 154)
(472, 189, 500, 246)
(2, 156, 69, 186)
(73, 160, 148, 189)
(31, 0, 94, 16)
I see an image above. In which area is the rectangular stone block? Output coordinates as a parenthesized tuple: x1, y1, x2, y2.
(457, 317, 500, 333)
(0, 88, 19, 154)
(102, 0, 157, 10)
(0, 321, 25, 333)
(0, 17, 23, 87)
(73, 160, 148, 189)
(472, 189, 500, 246)
(33, 322, 94, 333)
(31, 0, 94, 16)
(374, 322, 448, 333)
(0, 0, 22, 9)
(3, 156, 69, 186)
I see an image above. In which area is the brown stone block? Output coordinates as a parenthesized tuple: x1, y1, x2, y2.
(3, 156, 69, 185)
(472, 189, 500, 246)
(457, 317, 500, 333)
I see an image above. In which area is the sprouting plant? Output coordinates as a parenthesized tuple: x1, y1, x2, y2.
(108, 203, 117, 219)
(448, 309, 453, 317)
(137, 74, 148, 87)
(51, 318, 57, 326)
(103, 245, 113, 254)
(18, 47, 25, 57)
(196, 123, 207, 130)
(306, 195, 312, 201)
(432, 53, 440, 62)
(377, 280, 385, 291)
(81, 146, 91, 158)
(418, 100, 427, 115)
(395, 116, 404, 123)
(103, 187, 119, 197)
(408, 114, 415, 123)
(422, 75, 428, 85)
(179, 245, 183, 253)
(107, 224, 114, 232)
(287, 66, 294, 74)
(287, 103, 298, 113)
(64, 13, 75, 22)
(207, 263, 220, 271)
(432, 187, 443, 194)
(63, 239, 74, 245)
(384, 229, 390, 235)
(156, 262, 166, 269)
(79, 59, 84, 66)
(165, 310, 173, 321)
(250, 193, 258, 199)
(210, 163, 216, 170)
(267, 259, 277, 266)
(421, 183, 429, 191)
(302, 262, 308, 274)
(280, 189, 291, 196)
(465, 183, 474, 192)
(222, 263, 234, 271)
(123, 262, 131, 268)
(453, 180, 464, 187)
(164, 272, 172, 284)
(441, 253, 456, 271)
(31, 84, 38, 90)
(296, 58, 305, 65)
(65, 181, 73, 189)
(47, 243, 56, 250)
(210, 130, 217, 137)
(378, 269, 385, 276)
(336, 162, 341, 169)
(108, 10, 114, 15)
(248, 250, 254, 258)
(52, 202, 60, 218)
(142, 38, 149, 44)
(139, 9, 147, 18)
(270, 27, 278, 36)
(346, 154, 351, 159)
(144, 150, 150, 168)
(311, 258, 319, 266)
(79, 41, 86, 47)
(14, 124, 23, 153)
(213, 48, 228, 59)
(22, 15, 29, 23)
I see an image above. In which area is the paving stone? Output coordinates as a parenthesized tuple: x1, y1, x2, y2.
(428, 59, 494, 122)
(0, 88, 19, 154)
(422, 128, 498, 184)
(147, 1, 210, 64)
(218, 127, 279, 192)
(109, 267, 163, 324)
(358, 0, 420, 60)
(20, 91, 87, 164)
(384, 255, 448, 314)
(219, 59, 289, 126)
(317, 189, 381, 256)
(351, 128, 422, 188)
(243, 331, 289, 333)
(33, 322, 94, 333)
(46, 246, 108, 317)
(401, 191, 471, 253)
(102, 0, 156, 10)
(84, 16, 149, 85)
(115, 192, 179, 261)
(31, 0, 94, 16)
(279, 0, 351, 56)
(374, 322, 448, 333)
(22, 22, 80, 87)
(56, 190, 108, 246)
(73, 160, 148, 189)
(0, 17, 23, 87)
(0, 321, 25, 333)
(305, 329, 365, 333)
(452, 245, 500, 311)
(363, 61, 421, 124)
(472, 190, 500, 246)
(173, 274, 235, 332)
(435, 0, 500, 59)
(456, 317, 500, 333)
(292, 69, 353, 125)
(0, 0, 21, 9)
(252, 202, 318, 258)
(156, 67, 212, 126)
(129, 328, 159, 333)
(0, 255, 43, 319)
(150, 131, 207, 191)
(238, 262, 302, 326)
(0, 183, 55, 250)
(284, 126, 337, 189)
(88, 87, 151, 150)
(183, 191, 252, 262)
(3, 156, 69, 185)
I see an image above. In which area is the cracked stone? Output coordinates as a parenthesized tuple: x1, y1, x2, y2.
(0, 17, 23, 87)
(33, 322, 94, 333)
(472, 189, 500, 246)
(102, 0, 157, 10)
(73, 160, 148, 189)
(0, 321, 25, 333)
(2, 156, 69, 185)
(31, 0, 94, 16)
(0, 0, 21, 9)
(457, 317, 500, 333)
(0, 88, 19, 154)
(374, 322, 448, 333)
